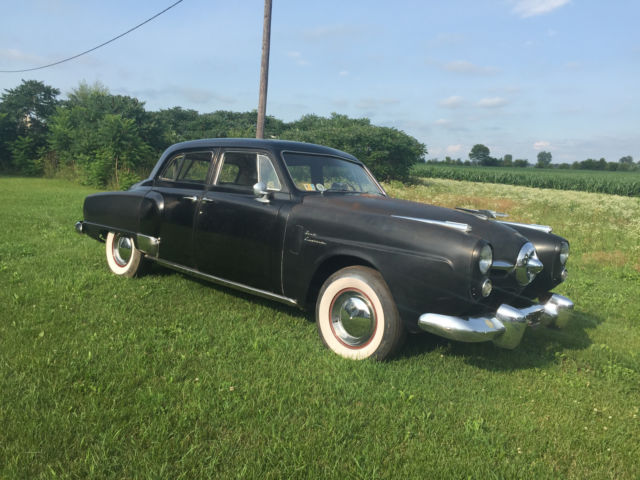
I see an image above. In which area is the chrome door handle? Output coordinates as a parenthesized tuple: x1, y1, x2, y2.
(183, 195, 198, 202)
(201, 197, 215, 203)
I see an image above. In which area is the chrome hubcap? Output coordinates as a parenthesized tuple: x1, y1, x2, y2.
(330, 291, 376, 347)
(113, 235, 133, 266)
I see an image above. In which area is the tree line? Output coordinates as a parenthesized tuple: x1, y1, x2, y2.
(0, 80, 426, 188)
(427, 144, 637, 172)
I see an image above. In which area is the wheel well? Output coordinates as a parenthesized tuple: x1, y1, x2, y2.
(304, 255, 376, 309)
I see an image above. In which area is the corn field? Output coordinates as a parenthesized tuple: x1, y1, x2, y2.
(411, 164, 640, 197)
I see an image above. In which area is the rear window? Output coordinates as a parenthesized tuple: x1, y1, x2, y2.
(159, 151, 213, 183)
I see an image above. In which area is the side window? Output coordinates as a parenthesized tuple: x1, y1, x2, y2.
(159, 151, 212, 183)
(258, 154, 281, 190)
(218, 152, 257, 187)
(217, 152, 281, 191)
(159, 154, 185, 181)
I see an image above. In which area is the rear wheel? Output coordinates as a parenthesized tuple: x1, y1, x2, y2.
(316, 266, 405, 360)
(105, 232, 144, 277)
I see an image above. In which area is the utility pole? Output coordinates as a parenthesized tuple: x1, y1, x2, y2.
(256, 0, 272, 139)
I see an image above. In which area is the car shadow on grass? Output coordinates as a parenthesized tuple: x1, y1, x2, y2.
(398, 309, 602, 370)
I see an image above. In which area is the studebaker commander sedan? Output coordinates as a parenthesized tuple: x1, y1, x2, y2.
(75, 138, 574, 360)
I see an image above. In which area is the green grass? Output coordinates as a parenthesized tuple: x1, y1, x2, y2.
(411, 164, 640, 196)
(1, 176, 639, 478)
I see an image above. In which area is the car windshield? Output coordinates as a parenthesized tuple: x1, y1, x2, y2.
(283, 152, 384, 195)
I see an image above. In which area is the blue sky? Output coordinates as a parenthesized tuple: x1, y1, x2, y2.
(1, 0, 638, 163)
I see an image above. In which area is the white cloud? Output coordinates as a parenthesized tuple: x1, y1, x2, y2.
(0, 48, 44, 65)
(477, 97, 508, 108)
(444, 60, 497, 75)
(512, 0, 570, 18)
(446, 144, 463, 154)
(435, 118, 451, 126)
(439, 95, 464, 108)
(534, 141, 551, 150)
(287, 51, 309, 66)
(338, 70, 349, 77)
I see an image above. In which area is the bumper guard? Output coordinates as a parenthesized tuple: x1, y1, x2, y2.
(418, 294, 574, 349)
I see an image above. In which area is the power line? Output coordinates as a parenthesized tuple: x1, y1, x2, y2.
(0, 0, 184, 73)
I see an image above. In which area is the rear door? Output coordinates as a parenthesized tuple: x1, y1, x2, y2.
(153, 150, 215, 266)
(194, 149, 287, 292)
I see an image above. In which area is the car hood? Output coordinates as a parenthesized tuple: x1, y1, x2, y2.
(300, 193, 528, 257)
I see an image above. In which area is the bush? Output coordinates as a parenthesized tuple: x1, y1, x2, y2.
(281, 114, 426, 182)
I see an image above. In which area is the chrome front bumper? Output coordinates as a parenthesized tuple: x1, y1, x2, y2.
(418, 294, 574, 349)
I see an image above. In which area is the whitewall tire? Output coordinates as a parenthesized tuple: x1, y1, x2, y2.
(105, 231, 144, 277)
(316, 266, 404, 360)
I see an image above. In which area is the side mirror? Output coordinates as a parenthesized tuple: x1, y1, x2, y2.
(253, 182, 270, 203)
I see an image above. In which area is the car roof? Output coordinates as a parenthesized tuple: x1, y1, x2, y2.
(164, 138, 361, 163)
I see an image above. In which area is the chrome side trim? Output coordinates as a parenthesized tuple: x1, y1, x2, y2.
(418, 293, 574, 349)
(456, 207, 508, 219)
(152, 258, 299, 307)
(491, 260, 515, 271)
(136, 234, 160, 258)
(498, 220, 552, 234)
(392, 215, 471, 233)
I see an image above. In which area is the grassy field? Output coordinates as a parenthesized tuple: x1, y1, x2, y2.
(411, 164, 640, 197)
(1, 176, 639, 479)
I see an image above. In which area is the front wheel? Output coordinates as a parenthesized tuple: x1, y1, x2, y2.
(316, 266, 405, 360)
(105, 232, 145, 277)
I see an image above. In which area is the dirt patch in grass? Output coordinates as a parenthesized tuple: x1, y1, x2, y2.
(581, 250, 629, 268)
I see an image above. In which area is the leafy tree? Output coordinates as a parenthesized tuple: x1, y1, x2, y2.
(598, 158, 607, 170)
(48, 82, 155, 187)
(281, 113, 425, 181)
(513, 159, 529, 168)
(618, 156, 635, 171)
(91, 114, 153, 188)
(151, 108, 285, 143)
(469, 144, 490, 165)
(0, 79, 60, 174)
(0, 112, 11, 170)
(503, 154, 513, 167)
(10, 135, 40, 175)
(536, 151, 552, 168)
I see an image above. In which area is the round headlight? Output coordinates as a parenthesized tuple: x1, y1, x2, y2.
(478, 244, 493, 274)
(559, 242, 569, 265)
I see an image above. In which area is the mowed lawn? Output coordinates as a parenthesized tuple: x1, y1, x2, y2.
(1, 176, 639, 479)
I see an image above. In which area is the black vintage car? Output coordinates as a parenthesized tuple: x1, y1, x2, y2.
(75, 138, 573, 360)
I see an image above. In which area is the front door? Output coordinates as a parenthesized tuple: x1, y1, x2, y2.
(194, 150, 287, 292)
